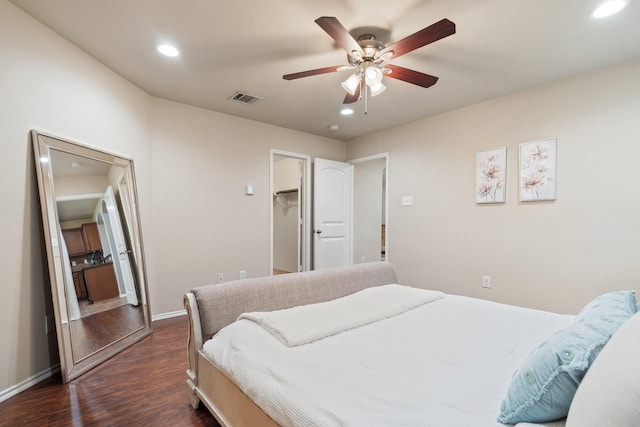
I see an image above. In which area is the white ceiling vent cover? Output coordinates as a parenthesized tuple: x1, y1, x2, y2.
(229, 91, 264, 104)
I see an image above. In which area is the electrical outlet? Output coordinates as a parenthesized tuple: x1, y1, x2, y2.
(217, 273, 224, 283)
(45, 314, 55, 334)
(240, 270, 246, 279)
(482, 276, 491, 288)
(401, 196, 414, 206)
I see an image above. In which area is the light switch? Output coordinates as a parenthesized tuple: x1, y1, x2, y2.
(401, 196, 414, 206)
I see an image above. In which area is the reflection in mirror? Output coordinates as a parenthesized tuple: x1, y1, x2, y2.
(32, 130, 152, 382)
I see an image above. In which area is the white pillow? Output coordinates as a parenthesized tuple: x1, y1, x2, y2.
(566, 310, 640, 426)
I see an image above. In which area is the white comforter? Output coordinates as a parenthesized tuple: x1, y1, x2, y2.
(238, 285, 443, 346)
(203, 286, 573, 427)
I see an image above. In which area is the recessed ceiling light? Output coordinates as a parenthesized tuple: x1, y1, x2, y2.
(328, 124, 339, 131)
(156, 44, 180, 57)
(591, 0, 627, 18)
(340, 108, 354, 116)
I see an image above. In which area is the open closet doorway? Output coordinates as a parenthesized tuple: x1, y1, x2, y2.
(270, 150, 311, 275)
(350, 153, 389, 264)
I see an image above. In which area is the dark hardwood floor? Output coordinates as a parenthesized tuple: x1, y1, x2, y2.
(0, 316, 220, 427)
(70, 303, 145, 360)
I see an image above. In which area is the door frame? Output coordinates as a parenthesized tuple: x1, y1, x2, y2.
(349, 152, 389, 261)
(270, 149, 311, 274)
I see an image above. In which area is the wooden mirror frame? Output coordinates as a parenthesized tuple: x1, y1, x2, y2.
(32, 130, 152, 382)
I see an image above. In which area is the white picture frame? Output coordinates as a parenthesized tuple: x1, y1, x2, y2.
(519, 138, 557, 202)
(475, 147, 506, 204)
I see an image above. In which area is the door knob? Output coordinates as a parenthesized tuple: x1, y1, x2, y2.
(315, 229, 322, 234)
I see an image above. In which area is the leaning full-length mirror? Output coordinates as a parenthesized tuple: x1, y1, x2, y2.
(32, 130, 152, 382)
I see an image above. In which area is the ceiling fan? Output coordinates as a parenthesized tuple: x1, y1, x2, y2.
(283, 16, 456, 106)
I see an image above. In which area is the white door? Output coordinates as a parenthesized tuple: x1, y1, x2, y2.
(103, 186, 138, 305)
(313, 158, 352, 270)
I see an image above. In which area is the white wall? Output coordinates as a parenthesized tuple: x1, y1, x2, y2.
(347, 58, 640, 314)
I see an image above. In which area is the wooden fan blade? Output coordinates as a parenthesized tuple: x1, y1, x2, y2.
(384, 64, 439, 88)
(343, 84, 361, 104)
(315, 16, 364, 56)
(283, 65, 344, 80)
(380, 18, 455, 60)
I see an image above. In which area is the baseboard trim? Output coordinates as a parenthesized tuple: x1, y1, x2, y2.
(152, 309, 186, 322)
(0, 364, 60, 403)
(2, 311, 186, 402)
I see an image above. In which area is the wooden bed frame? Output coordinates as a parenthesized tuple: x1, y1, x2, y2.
(184, 261, 399, 426)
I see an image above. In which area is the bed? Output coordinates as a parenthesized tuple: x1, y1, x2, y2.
(184, 261, 640, 427)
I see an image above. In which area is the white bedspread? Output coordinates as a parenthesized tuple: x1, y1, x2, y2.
(239, 285, 443, 346)
(204, 289, 574, 427)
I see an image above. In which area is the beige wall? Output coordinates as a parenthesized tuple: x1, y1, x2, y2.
(53, 175, 109, 198)
(347, 58, 640, 314)
(148, 99, 344, 315)
(0, 1, 344, 396)
(0, 1, 151, 396)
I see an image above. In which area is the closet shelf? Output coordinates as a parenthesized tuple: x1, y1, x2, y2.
(274, 188, 298, 195)
(274, 188, 298, 209)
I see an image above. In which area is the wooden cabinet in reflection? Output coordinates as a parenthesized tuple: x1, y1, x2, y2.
(63, 228, 87, 256)
(83, 263, 119, 302)
(62, 222, 102, 256)
(72, 271, 87, 300)
(82, 222, 102, 252)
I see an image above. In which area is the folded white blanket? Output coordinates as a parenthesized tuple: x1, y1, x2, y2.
(238, 284, 443, 346)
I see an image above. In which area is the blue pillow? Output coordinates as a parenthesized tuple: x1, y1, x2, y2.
(497, 290, 637, 424)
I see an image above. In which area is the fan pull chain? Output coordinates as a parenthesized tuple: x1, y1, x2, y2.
(364, 81, 368, 115)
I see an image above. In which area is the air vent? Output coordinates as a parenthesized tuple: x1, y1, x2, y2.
(229, 91, 263, 104)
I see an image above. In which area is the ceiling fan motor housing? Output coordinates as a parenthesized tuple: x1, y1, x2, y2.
(348, 34, 386, 64)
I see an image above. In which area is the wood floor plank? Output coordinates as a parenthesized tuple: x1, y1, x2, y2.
(0, 316, 219, 427)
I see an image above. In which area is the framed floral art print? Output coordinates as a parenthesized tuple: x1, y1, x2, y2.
(519, 138, 557, 202)
(476, 147, 506, 204)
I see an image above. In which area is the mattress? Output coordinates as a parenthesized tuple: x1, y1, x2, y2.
(203, 286, 574, 427)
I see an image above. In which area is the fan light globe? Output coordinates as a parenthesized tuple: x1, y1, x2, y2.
(365, 67, 383, 86)
(341, 74, 360, 95)
(370, 82, 386, 97)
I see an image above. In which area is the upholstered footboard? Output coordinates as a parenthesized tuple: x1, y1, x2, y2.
(184, 261, 399, 426)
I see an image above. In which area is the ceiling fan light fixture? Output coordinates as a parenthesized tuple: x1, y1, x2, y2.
(365, 66, 383, 86)
(341, 73, 361, 95)
(369, 82, 386, 97)
(283, 16, 457, 108)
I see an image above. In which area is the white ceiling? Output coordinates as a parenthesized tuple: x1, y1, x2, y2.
(10, 0, 640, 141)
